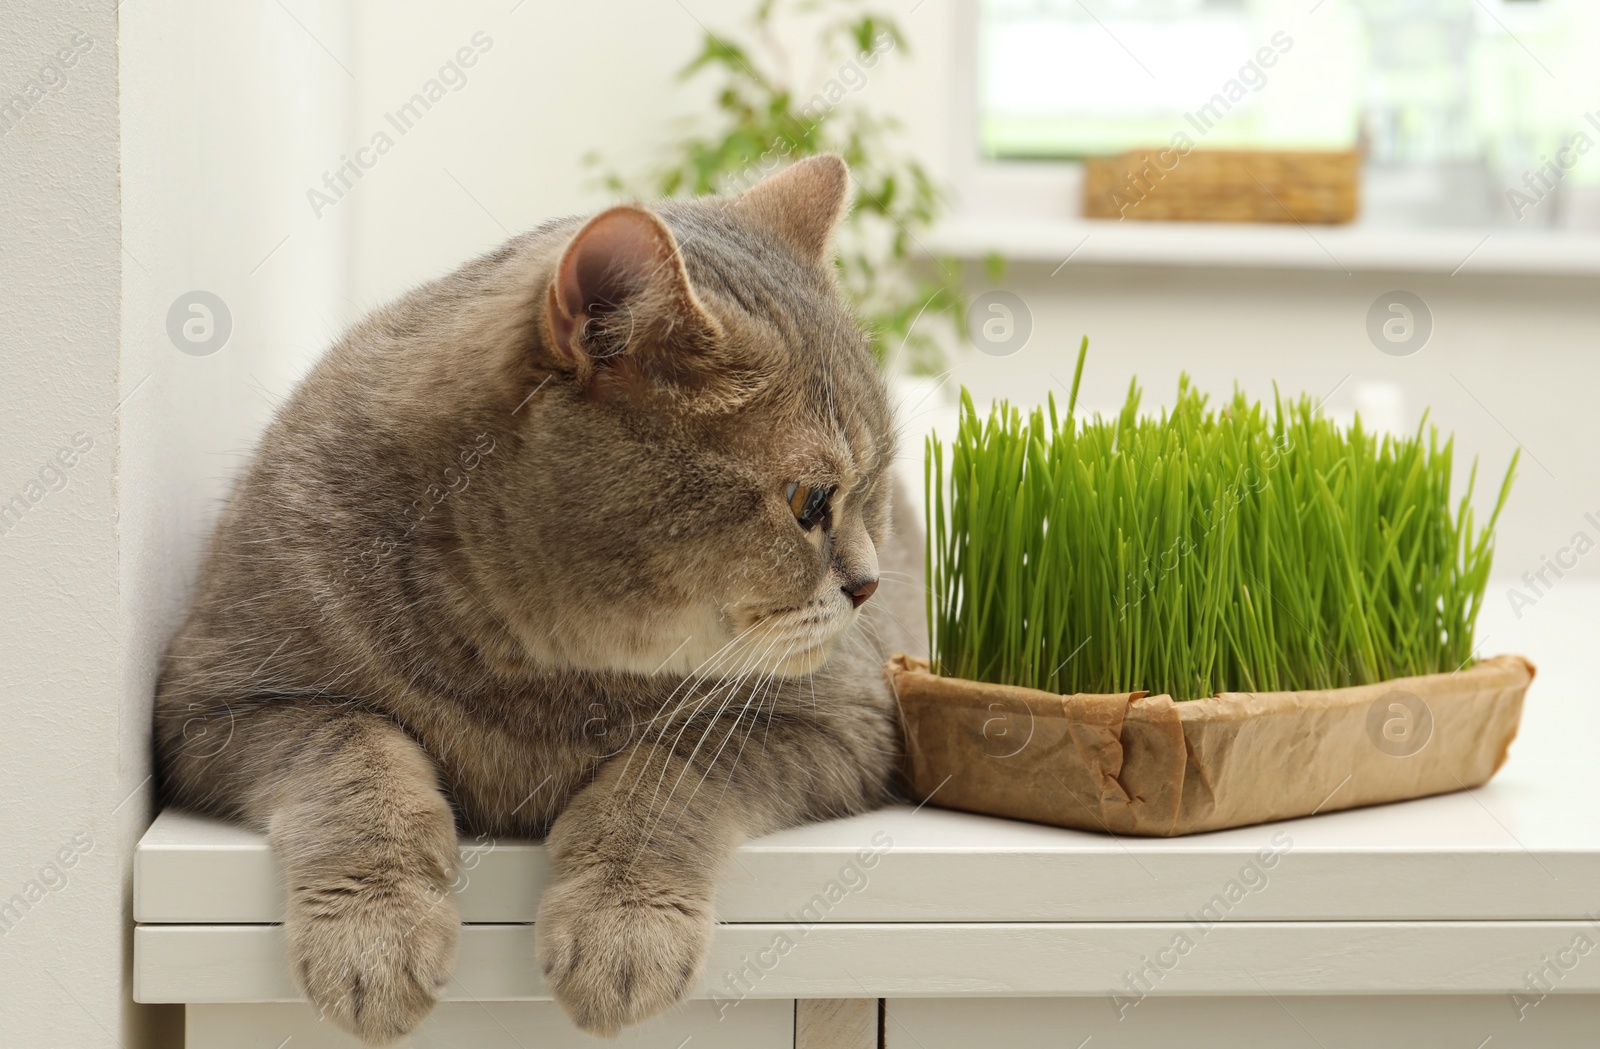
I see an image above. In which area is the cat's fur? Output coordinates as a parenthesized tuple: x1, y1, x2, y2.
(153, 155, 924, 1044)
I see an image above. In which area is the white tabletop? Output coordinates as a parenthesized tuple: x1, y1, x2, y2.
(135, 581, 1600, 927)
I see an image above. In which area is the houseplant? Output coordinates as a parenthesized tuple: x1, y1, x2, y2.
(588, 0, 971, 374)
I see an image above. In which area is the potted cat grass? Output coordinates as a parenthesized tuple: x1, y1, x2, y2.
(891, 341, 1534, 836)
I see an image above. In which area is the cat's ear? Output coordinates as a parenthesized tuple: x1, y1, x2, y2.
(731, 153, 850, 265)
(545, 205, 719, 378)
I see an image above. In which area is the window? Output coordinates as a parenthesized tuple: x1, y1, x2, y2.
(976, 0, 1600, 225)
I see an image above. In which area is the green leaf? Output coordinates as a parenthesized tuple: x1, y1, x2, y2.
(587, 0, 960, 377)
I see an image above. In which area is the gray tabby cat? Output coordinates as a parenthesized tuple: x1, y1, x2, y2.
(154, 154, 924, 1045)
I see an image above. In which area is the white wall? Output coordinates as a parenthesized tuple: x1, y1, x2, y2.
(336, 0, 963, 307)
(0, 0, 349, 1044)
(120, 0, 351, 627)
(0, 1, 159, 1045)
(338, 0, 749, 310)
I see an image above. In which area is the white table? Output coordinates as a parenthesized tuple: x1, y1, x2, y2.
(133, 582, 1600, 1048)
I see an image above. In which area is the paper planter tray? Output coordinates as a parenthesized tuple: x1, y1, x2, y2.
(888, 654, 1533, 837)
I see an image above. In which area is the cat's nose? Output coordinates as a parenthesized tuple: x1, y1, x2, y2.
(844, 578, 879, 608)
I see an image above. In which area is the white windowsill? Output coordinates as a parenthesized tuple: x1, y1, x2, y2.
(925, 215, 1600, 277)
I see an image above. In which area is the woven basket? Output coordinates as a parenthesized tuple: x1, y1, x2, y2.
(1082, 149, 1360, 224)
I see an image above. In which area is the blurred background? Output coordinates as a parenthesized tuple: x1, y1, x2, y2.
(115, 0, 1599, 611)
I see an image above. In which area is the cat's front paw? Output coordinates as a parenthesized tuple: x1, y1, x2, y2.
(536, 864, 713, 1035)
(285, 872, 461, 1046)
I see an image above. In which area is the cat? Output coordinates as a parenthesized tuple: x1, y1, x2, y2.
(153, 153, 925, 1045)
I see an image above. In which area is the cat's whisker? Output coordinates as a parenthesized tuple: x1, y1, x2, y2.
(741, 641, 803, 778)
(627, 629, 790, 854)
(621, 624, 780, 806)
(634, 621, 765, 731)
(645, 634, 797, 855)
(883, 289, 948, 378)
(609, 624, 769, 802)
(646, 623, 796, 802)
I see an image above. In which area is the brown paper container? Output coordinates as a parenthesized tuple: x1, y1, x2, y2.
(888, 654, 1534, 837)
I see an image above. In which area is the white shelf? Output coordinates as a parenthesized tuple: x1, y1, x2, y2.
(926, 215, 1600, 276)
(135, 582, 1600, 928)
(134, 582, 1600, 1015)
(136, 921, 1600, 1003)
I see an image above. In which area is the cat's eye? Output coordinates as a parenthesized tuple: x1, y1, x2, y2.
(785, 482, 835, 532)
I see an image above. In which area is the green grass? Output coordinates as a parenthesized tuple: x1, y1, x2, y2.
(925, 340, 1517, 700)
